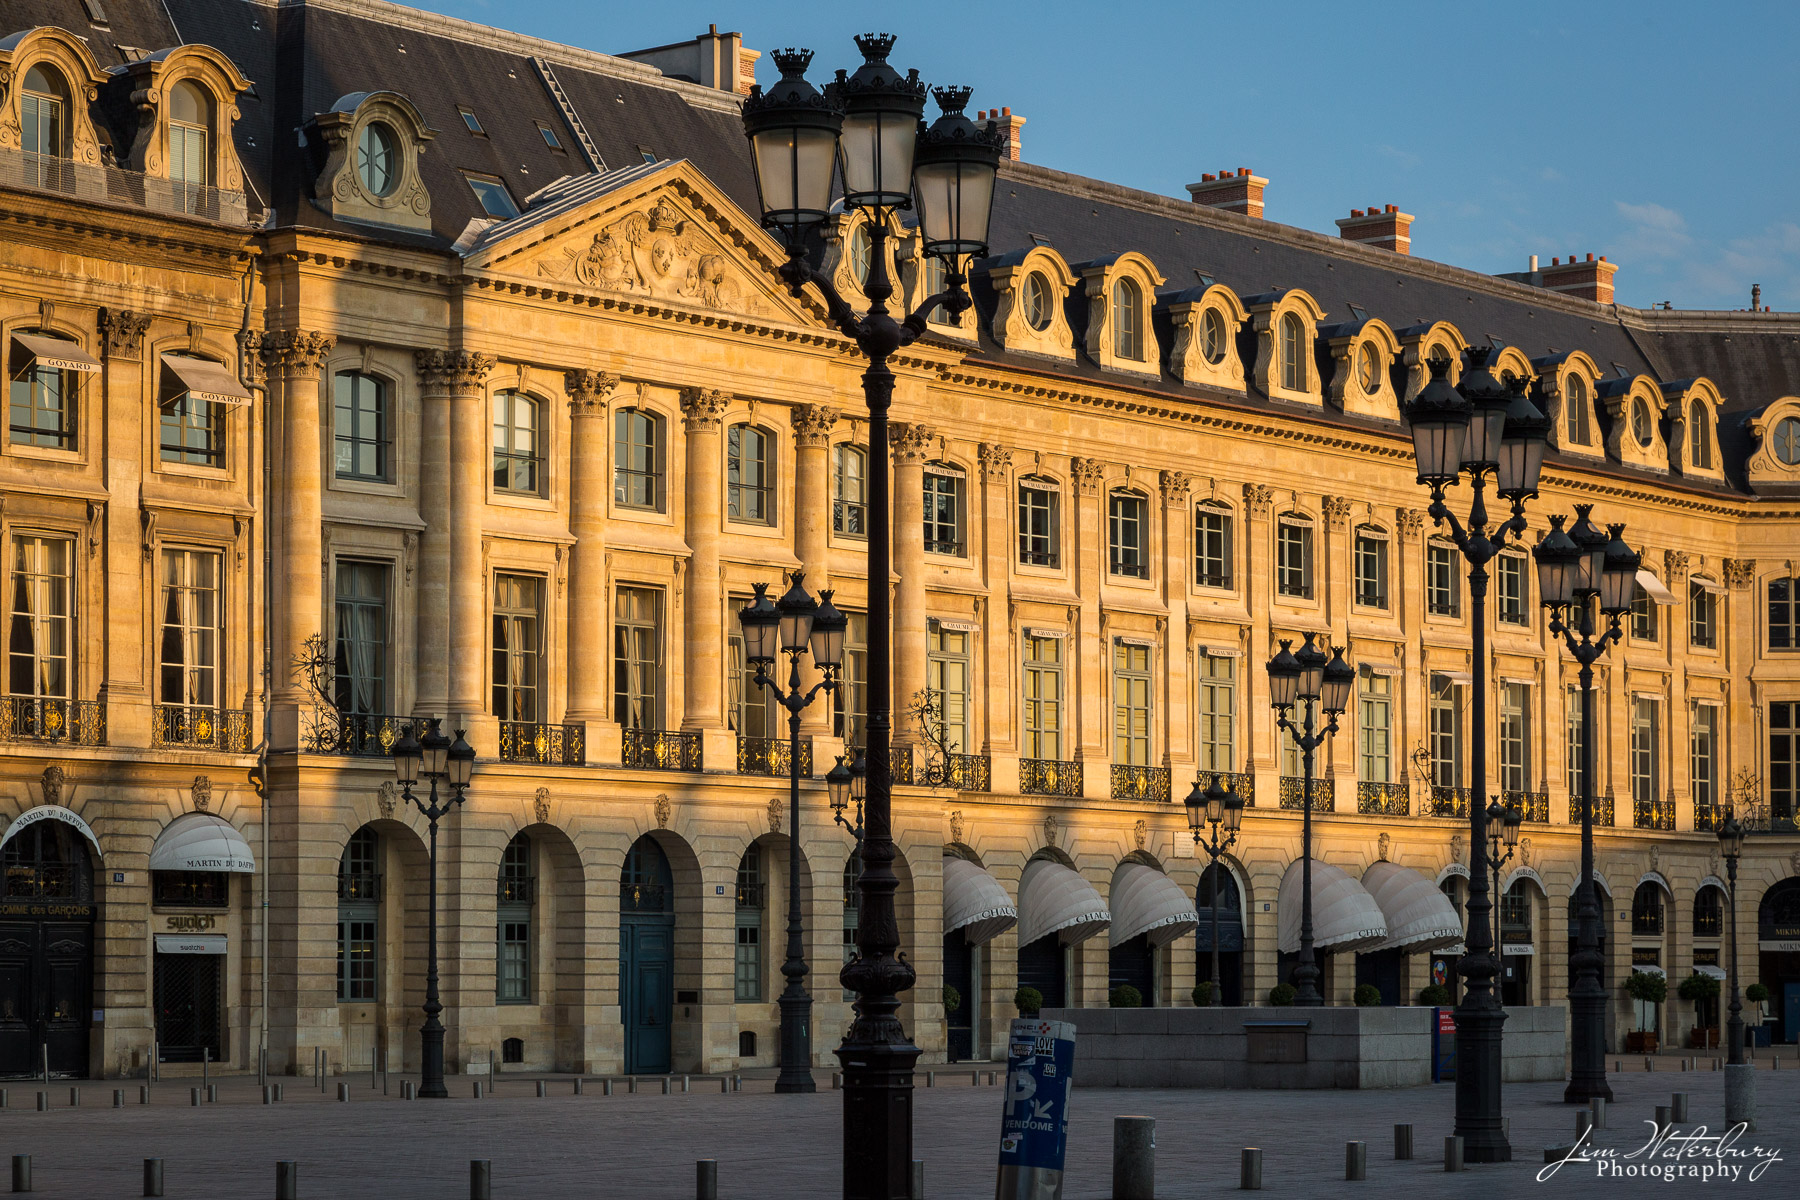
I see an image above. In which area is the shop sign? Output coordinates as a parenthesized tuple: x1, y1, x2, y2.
(0, 900, 95, 919)
(166, 914, 217, 932)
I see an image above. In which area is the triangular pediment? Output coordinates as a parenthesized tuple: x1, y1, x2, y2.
(460, 160, 824, 327)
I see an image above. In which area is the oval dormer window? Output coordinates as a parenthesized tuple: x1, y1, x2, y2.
(1631, 398, 1653, 447)
(1201, 308, 1226, 364)
(358, 122, 397, 197)
(1358, 342, 1381, 394)
(1023, 271, 1052, 332)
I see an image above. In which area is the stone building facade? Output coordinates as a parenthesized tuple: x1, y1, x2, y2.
(2, 0, 1799, 1080)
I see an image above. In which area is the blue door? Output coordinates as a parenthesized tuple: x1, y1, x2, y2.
(621, 835, 676, 1075)
(1784, 983, 1800, 1045)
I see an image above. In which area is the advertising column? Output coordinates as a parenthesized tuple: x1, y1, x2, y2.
(996, 1017, 1077, 1199)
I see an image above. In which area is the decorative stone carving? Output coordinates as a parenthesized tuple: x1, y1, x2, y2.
(655, 794, 672, 829)
(1243, 483, 1275, 517)
(377, 781, 397, 820)
(1663, 550, 1690, 586)
(40, 765, 65, 808)
(1395, 507, 1425, 538)
(533, 787, 551, 825)
(1450, 832, 1464, 865)
(1649, 846, 1659, 874)
(1377, 831, 1390, 862)
(679, 387, 730, 431)
(1043, 813, 1059, 849)
(1071, 457, 1106, 496)
(1723, 559, 1756, 590)
(532, 201, 768, 317)
(235, 330, 266, 389)
(1159, 470, 1192, 505)
(99, 309, 152, 359)
(949, 810, 964, 844)
(1519, 837, 1531, 867)
(260, 330, 336, 378)
(891, 423, 937, 464)
(565, 369, 619, 415)
(767, 796, 783, 834)
(1322, 495, 1353, 530)
(792, 404, 839, 448)
(1133, 819, 1147, 851)
(415, 349, 496, 392)
(306, 91, 434, 232)
(977, 443, 1013, 480)
(191, 775, 212, 812)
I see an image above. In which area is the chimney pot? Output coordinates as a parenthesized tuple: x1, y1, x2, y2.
(1385, 204, 1398, 214)
(1351, 209, 1365, 218)
(1202, 173, 1215, 182)
(1599, 256, 1606, 263)
(1586, 253, 1595, 263)
(1237, 167, 1251, 177)
(1552, 257, 1560, 266)
(1001, 106, 1011, 116)
(1529, 255, 1538, 272)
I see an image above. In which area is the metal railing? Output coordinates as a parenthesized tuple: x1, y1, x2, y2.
(1631, 908, 1665, 938)
(499, 721, 587, 765)
(0, 697, 105, 746)
(1567, 790, 1617, 827)
(303, 710, 408, 757)
(1204, 771, 1255, 807)
(336, 873, 382, 902)
(736, 736, 813, 778)
(1356, 780, 1410, 816)
(0, 150, 252, 224)
(153, 705, 252, 752)
(1694, 801, 1726, 832)
(622, 728, 701, 771)
(1111, 764, 1172, 803)
(888, 747, 915, 786)
(923, 753, 991, 792)
(1424, 785, 1471, 819)
(1278, 776, 1335, 812)
(1505, 789, 1550, 824)
(1020, 758, 1083, 797)
(496, 876, 536, 905)
(1634, 794, 1676, 831)
(1109, 557, 1148, 579)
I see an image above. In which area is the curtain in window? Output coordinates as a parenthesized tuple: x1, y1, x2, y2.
(335, 566, 386, 715)
(159, 551, 217, 707)
(8, 538, 69, 699)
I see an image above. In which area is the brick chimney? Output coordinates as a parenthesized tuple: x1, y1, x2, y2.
(1336, 204, 1413, 255)
(1185, 167, 1266, 219)
(977, 107, 1026, 162)
(1539, 253, 1619, 305)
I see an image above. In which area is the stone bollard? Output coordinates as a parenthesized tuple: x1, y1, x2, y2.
(12, 1155, 30, 1193)
(971, 1071, 980, 1087)
(189, 1088, 200, 1108)
(1644, 1056, 1653, 1073)
(140, 1085, 150, 1104)
(1590, 1096, 1607, 1130)
(719, 1078, 728, 1095)
(36, 1091, 47, 1112)
(925, 1071, 935, 1088)
(144, 1157, 165, 1198)
(274, 1083, 284, 1102)
(113, 1089, 124, 1108)
(1614, 1060, 1621, 1073)
(1575, 1112, 1592, 1141)
(832, 1073, 842, 1090)
(1444, 1135, 1465, 1172)
(208, 1085, 218, 1103)
(263, 1086, 272, 1105)
(275, 1161, 298, 1200)
(682, 1075, 691, 1094)
(987, 1071, 998, 1086)
(1111, 1116, 1154, 1200)
(1345, 1141, 1366, 1182)
(1239, 1147, 1262, 1191)
(0, 1089, 6, 1108)
(1394, 1124, 1413, 1160)
(68, 1086, 79, 1107)
(732, 1075, 741, 1093)
(1672, 1093, 1689, 1123)
(661, 1077, 671, 1096)
(1714, 1059, 1721, 1072)
(603, 1080, 614, 1097)
(695, 1159, 719, 1200)
(910, 1159, 925, 1200)
(536, 1080, 547, 1099)
(337, 1083, 349, 1103)
(627, 1077, 638, 1095)
(402, 1081, 415, 1100)
(469, 1160, 491, 1200)
(1655, 1105, 1672, 1135)
(574, 1079, 583, 1096)
(472, 1082, 483, 1100)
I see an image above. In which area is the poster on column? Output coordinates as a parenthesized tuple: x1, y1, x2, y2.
(995, 1018, 1076, 1200)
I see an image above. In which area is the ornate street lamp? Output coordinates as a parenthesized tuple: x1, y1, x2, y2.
(828, 751, 868, 843)
(1401, 350, 1551, 1162)
(742, 35, 1001, 1198)
(737, 572, 845, 1095)
(1535, 505, 1635, 1103)
(1484, 800, 1524, 966)
(1185, 776, 1244, 1006)
(1718, 816, 1755, 1128)
(1265, 633, 1351, 1006)
(389, 718, 475, 1098)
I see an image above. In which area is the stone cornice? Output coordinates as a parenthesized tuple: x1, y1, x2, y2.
(1, 186, 249, 265)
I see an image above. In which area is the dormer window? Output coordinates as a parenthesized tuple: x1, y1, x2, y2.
(358, 123, 398, 196)
(1776, 417, 1800, 466)
(1112, 278, 1143, 361)
(457, 107, 484, 135)
(1565, 373, 1590, 444)
(168, 81, 212, 191)
(1630, 398, 1653, 447)
(463, 172, 518, 219)
(1023, 272, 1053, 331)
(1689, 400, 1713, 470)
(1280, 313, 1305, 391)
(1357, 343, 1381, 395)
(1201, 309, 1227, 364)
(22, 65, 70, 160)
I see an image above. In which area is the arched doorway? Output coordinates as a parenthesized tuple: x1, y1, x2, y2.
(1498, 874, 1543, 1005)
(493, 826, 587, 1071)
(940, 845, 1015, 1062)
(333, 820, 427, 1072)
(1758, 876, 1800, 1044)
(0, 819, 95, 1077)
(620, 835, 675, 1074)
(1630, 878, 1672, 1046)
(1196, 862, 1244, 1004)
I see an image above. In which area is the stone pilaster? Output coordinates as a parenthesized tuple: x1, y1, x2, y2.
(565, 370, 619, 724)
(1072, 457, 1107, 782)
(96, 308, 155, 747)
(792, 403, 838, 734)
(1161, 471, 1193, 776)
(681, 387, 731, 731)
(891, 423, 935, 744)
(1243, 484, 1276, 788)
(264, 329, 335, 749)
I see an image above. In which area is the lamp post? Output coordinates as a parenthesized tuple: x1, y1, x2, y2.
(1185, 776, 1244, 1006)
(828, 751, 868, 844)
(1400, 352, 1551, 1162)
(1484, 800, 1523, 978)
(741, 36, 1000, 1198)
(738, 574, 848, 1095)
(1264, 633, 1353, 1006)
(1534, 505, 1636, 1103)
(388, 718, 476, 1098)
(1719, 816, 1755, 1128)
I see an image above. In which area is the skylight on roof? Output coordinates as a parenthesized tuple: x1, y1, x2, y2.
(1193, 270, 1215, 287)
(1347, 304, 1370, 322)
(464, 172, 518, 219)
(536, 122, 563, 151)
(637, 146, 657, 165)
(1028, 233, 1052, 247)
(459, 107, 485, 135)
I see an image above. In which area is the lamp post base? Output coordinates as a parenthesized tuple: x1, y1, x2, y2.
(1453, 1004, 1511, 1162)
(775, 990, 816, 1094)
(837, 1037, 921, 1200)
(1724, 1064, 1756, 1132)
(1563, 994, 1613, 1104)
(418, 1022, 448, 1099)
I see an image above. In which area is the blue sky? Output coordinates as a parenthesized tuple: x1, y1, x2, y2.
(417, 0, 1799, 312)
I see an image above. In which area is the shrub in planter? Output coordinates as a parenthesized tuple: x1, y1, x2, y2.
(1625, 970, 1668, 1006)
(1191, 981, 1215, 1006)
(1353, 984, 1383, 1007)
(1746, 983, 1771, 1004)
(1677, 972, 1720, 1005)
(943, 984, 962, 1015)
(1418, 983, 1453, 1006)
(1268, 982, 1298, 1007)
(1014, 986, 1043, 1017)
(1109, 984, 1143, 1009)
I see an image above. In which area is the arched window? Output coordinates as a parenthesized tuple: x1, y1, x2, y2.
(1023, 272, 1053, 331)
(1693, 887, 1722, 938)
(734, 844, 765, 1001)
(1112, 277, 1142, 361)
(169, 80, 212, 197)
(1632, 882, 1665, 937)
(491, 391, 541, 495)
(336, 829, 379, 1001)
(850, 224, 872, 289)
(614, 407, 661, 510)
(357, 122, 398, 197)
(333, 371, 390, 481)
(833, 443, 867, 536)
(1280, 313, 1306, 391)
(1689, 400, 1713, 469)
(8, 330, 79, 449)
(727, 424, 772, 524)
(1565, 373, 1591, 444)
(1631, 398, 1654, 447)
(22, 65, 70, 164)
(1357, 342, 1382, 395)
(1201, 308, 1227, 364)
(497, 832, 534, 1002)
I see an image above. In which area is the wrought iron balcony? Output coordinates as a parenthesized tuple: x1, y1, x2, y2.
(1694, 801, 1726, 832)
(1111, 764, 1172, 803)
(153, 705, 251, 752)
(1424, 785, 1471, 819)
(1205, 771, 1255, 807)
(620, 882, 667, 913)
(1631, 909, 1665, 938)
(921, 753, 991, 792)
(1567, 789, 1618, 827)
(0, 149, 252, 224)
(1356, 780, 1410, 816)
(1278, 776, 1335, 812)
(888, 747, 915, 786)
(1020, 758, 1083, 797)
(622, 728, 702, 771)
(496, 876, 536, 904)
(1505, 789, 1550, 824)
(0, 697, 106, 746)
(1634, 793, 1676, 831)
(302, 710, 408, 757)
(336, 872, 382, 902)
(736, 735, 813, 778)
(500, 721, 587, 765)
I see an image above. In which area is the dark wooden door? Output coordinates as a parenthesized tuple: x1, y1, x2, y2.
(0, 918, 93, 1077)
(943, 931, 973, 1060)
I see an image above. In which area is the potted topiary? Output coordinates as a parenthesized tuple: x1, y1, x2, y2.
(1418, 983, 1453, 1007)
(1677, 972, 1721, 1047)
(943, 984, 962, 1016)
(1014, 986, 1044, 1017)
(1353, 984, 1383, 1007)
(1108, 984, 1143, 1009)
(1268, 982, 1298, 1007)
(1747, 983, 1771, 1038)
(1191, 981, 1215, 1007)
(1624, 970, 1667, 1053)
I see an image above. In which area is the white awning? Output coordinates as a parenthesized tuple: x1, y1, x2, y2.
(1631, 964, 1666, 978)
(1693, 964, 1727, 981)
(149, 813, 256, 873)
(155, 933, 227, 955)
(1437, 671, 1473, 685)
(1277, 858, 1388, 955)
(0, 804, 102, 857)
(942, 855, 1017, 947)
(159, 354, 253, 406)
(1362, 861, 1464, 952)
(1017, 859, 1110, 948)
(1109, 862, 1199, 948)
(1691, 577, 1723, 595)
(1636, 570, 1676, 605)
(11, 332, 100, 373)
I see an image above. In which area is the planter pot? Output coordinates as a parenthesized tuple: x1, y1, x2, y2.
(1688, 1026, 1720, 1048)
(1626, 1031, 1659, 1054)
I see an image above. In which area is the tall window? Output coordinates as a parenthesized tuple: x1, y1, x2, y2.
(734, 845, 764, 1002)
(1280, 313, 1305, 391)
(1194, 503, 1232, 588)
(1112, 277, 1142, 360)
(491, 574, 542, 723)
(1629, 581, 1657, 642)
(22, 65, 69, 190)
(1690, 581, 1718, 649)
(158, 549, 220, 709)
(159, 361, 224, 467)
(1018, 479, 1058, 566)
(1770, 575, 1798, 650)
(832, 444, 867, 536)
(332, 372, 389, 481)
(1689, 400, 1712, 469)
(1108, 491, 1148, 578)
(1427, 542, 1461, 617)
(1496, 552, 1528, 625)
(613, 408, 661, 510)
(336, 829, 378, 1002)
(1565, 373, 1590, 445)
(1566, 685, 1586, 801)
(1694, 888, 1722, 939)
(333, 562, 388, 715)
(7, 536, 72, 700)
(727, 424, 772, 524)
(613, 587, 661, 730)
(728, 627, 776, 739)
(1773, 702, 1798, 825)
(497, 833, 533, 1003)
(927, 626, 970, 753)
(1198, 655, 1235, 772)
(1112, 642, 1152, 767)
(842, 852, 861, 1001)
(492, 391, 541, 495)
(8, 336, 76, 449)
(1429, 673, 1462, 788)
(1691, 704, 1718, 816)
(1021, 634, 1063, 761)
(833, 611, 868, 750)
(168, 80, 212, 206)
(1357, 667, 1392, 783)
(1353, 526, 1387, 609)
(1499, 683, 1530, 794)
(924, 467, 963, 555)
(1275, 515, 1312, 599)
(1630, 698, 1659, 809)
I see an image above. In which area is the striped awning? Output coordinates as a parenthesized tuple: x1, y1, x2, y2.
(942, 855, 1016, 947)
(1278, 859, 1388, 955)
(1109, 862, 1198, 948)
(1017, 859, 1109, 947)
(1362, 861, 1464, 952)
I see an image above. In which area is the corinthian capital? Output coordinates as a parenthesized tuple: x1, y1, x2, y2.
(415, 349, 497, 392)
(261, 329, 337, 377)
(791, 403, 839, 448)
(891, 422, 937, 464)
(679, 387, 731, 431)
(565, 369, 620, 415)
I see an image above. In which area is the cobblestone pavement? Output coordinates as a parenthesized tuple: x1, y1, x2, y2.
(0, 1062, 1793, 1197)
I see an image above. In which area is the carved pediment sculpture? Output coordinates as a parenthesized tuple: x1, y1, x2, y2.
(531, 201, 767, 318)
